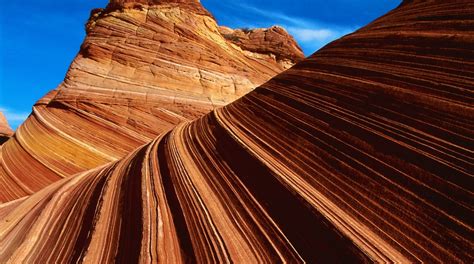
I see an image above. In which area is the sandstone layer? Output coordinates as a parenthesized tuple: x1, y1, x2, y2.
(1, 0, 472, 263)
(0, 0, 303, 202)
(0, 112, 13, 144)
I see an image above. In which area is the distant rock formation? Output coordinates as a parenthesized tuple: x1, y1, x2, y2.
(1, 0, 472, 263)
(0, 112, 13, 144)
(0, 0, 303, 202)
(220, 26, 304, 69)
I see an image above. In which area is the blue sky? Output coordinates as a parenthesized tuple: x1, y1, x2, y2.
(0, 0, 400, 130)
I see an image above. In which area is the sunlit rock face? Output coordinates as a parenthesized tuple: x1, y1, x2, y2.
(220, 26, 304, 69)
(110, 0, 201, 8)
(1, 0, 472, 263)
(0, 112, 13, 144)
(0, 0, 303, 202)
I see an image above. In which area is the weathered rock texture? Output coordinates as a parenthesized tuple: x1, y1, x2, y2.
(1, 0, 472, 263)
(0, 112, 13, 144)
(220, 26, 304, 68)
(0, 0, 303, 201)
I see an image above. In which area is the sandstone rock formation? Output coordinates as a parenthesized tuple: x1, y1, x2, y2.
(220, 26, 304, 69)
(1, 0, 472, 263)
(0, 0, 303, 202)
(0, 112, 13, 144)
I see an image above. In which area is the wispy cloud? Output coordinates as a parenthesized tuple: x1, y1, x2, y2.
(231, 2, 358, 55)
(287, 28, 338, 42)
(286, 26, 355, 47)
(238, 3, 315, 27)
(0, 107, 29, 130)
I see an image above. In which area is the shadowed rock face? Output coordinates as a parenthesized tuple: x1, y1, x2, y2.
(0, 0, 303, 202)
(1, 0, 473, 263)
(0, 112, 13, 144)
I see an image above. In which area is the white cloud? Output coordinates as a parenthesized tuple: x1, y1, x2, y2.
(0, 107, 29, 130)
(231, 2, 358, 54)
(238, 3, 314, 27)
(287, 28, 337, 42)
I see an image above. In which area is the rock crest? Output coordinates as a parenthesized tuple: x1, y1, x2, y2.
(0, 112, 13, 143)
(0, 0, 304, 201)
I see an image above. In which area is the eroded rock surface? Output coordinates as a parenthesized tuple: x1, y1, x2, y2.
(220, 26, 304, 69)
(1, 0, 472, 263)
(0, 0, 303, 201)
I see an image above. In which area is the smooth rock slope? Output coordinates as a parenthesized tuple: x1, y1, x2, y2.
(1, 0, 472, 263)
(0, 0, 303, 202)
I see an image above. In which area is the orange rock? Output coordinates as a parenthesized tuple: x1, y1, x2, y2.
(0, 112, 13, 143)
(0, 0, 304, 202)
(0, 0, 473, 263)
(220, 26, 304, 67)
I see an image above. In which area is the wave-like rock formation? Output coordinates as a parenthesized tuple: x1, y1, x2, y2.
(0, 0, 303, 202)
(1, 0, 473, 263)
(0, 112, 13, 144)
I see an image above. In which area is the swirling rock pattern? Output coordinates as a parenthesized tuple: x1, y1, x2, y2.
(1, 0, 473, 263)
(0, 0, 303, 202)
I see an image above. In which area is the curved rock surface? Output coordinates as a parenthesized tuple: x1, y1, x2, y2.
(0, 0, 303, 202)
(1, 0, 473, 262)
(0, 112, 13, 144)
